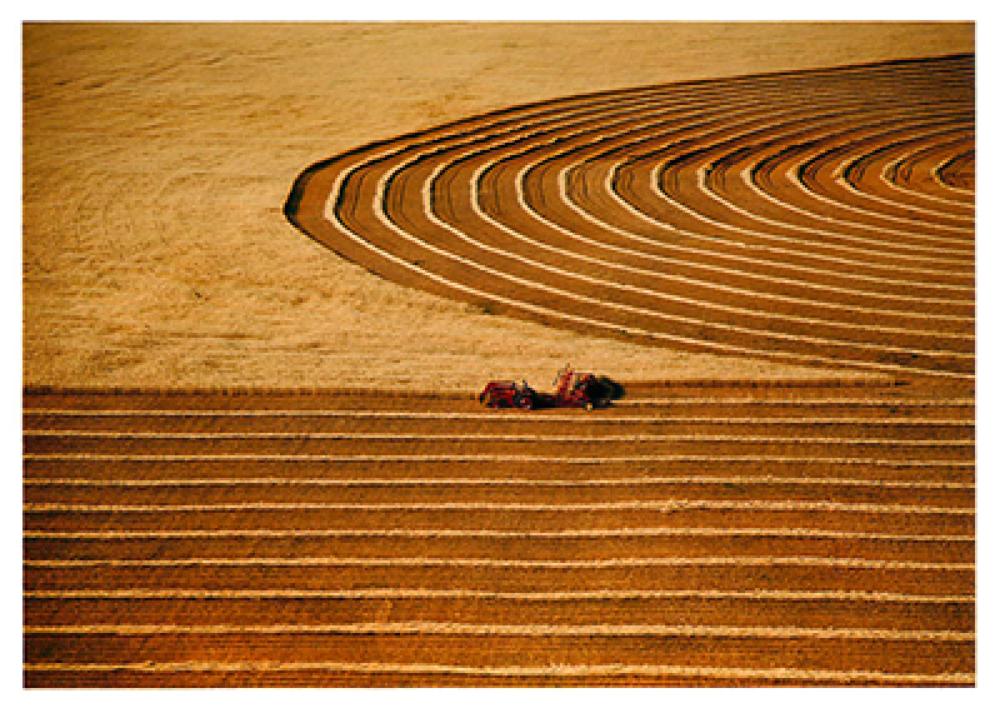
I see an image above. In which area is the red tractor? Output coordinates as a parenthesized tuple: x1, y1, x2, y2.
(477, 379, 539, 410)
(478, 365, 617, 411)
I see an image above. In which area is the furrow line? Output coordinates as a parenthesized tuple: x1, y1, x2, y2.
(825, 136, 974, 223)
(20, 660, 976, 684)
(23, 500, 975, 515)
(23, 555, 974, 570)
(22, 430, 975, 445)
(22, 622, 974, 641)
(731, 123, 974, 243)
(24, 588, 974, 603)
(22, 453, 975, 466)
(22, 476, 974, 490)
(474, 96, 971, 330)
(563, 154, 968, 309)
(341, 112, 973, 379)
(23, 526, 974, 542)
(411, 117, 973, 358)
(654, 111, 973, 255)
(22, 408, 977, 421)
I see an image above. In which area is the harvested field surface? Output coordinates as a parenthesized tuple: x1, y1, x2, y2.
(23, 379, 974, 687)
(287, 54, 974, 382)
(21, 22, 974, 390)
(24, 41, 976, 688)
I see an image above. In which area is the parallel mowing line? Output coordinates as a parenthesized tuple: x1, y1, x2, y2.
(414, 118, 973, 362)
(639, 110, 976, 259)
(457, 80, 924, 260)
(21, 623, 974, 642)
(875, 151, 972, 211)
(23, 588, 974, 604)
(696, 104, 974, 247)
(486, 135, 971, 341)
(20, 660, 976, 684)
(22, 527, 974, 542)
(769, 129, 974, 232)
(22, 454, 975, 466)
(827, 138, 974, 223)
(344, 120, 973, 381)
(654, 112, 974, 263)
(460, 99, 972, 337)
(21, 476, 974, 490)
(879, 136, 975, 202)
(520, 90, 972, 254)
(505, 89, 968, 262)
(536, 133, 971, 322)
(21, 430, 974, 446)
(616, 398, 974, 407)
(728, 122, 975, 243)
(23, 556, 974, 570)
(931, 147, 975, 196)
(510, 153, 971, 339)
(22, 500, 975, 515)
(437, 172, 976, 363)
(601, 110, 972, 286)
(499, 104, 971, 326)
(563, 146, 968, 309)
(318, 62, 976, 330)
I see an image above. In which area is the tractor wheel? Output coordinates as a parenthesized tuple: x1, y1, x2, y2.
(514, 393, 533, 410)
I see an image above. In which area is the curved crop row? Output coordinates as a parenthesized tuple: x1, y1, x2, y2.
(285, 55, 974, 382)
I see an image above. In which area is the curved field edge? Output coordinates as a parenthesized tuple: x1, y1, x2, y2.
(24, 24, 973, 391)
(283, 55, 972, 388)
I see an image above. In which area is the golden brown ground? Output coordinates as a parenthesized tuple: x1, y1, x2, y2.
(22, 22, 974, 390)
(23, 384, 974, 687)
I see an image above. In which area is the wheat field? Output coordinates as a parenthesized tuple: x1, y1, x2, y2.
(23, 22, 975, 688)
(23, 22, 973, 389)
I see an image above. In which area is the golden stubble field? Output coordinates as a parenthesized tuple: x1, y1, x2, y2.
(22, 22, 974, 390)
(22, 22, 977, 688)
